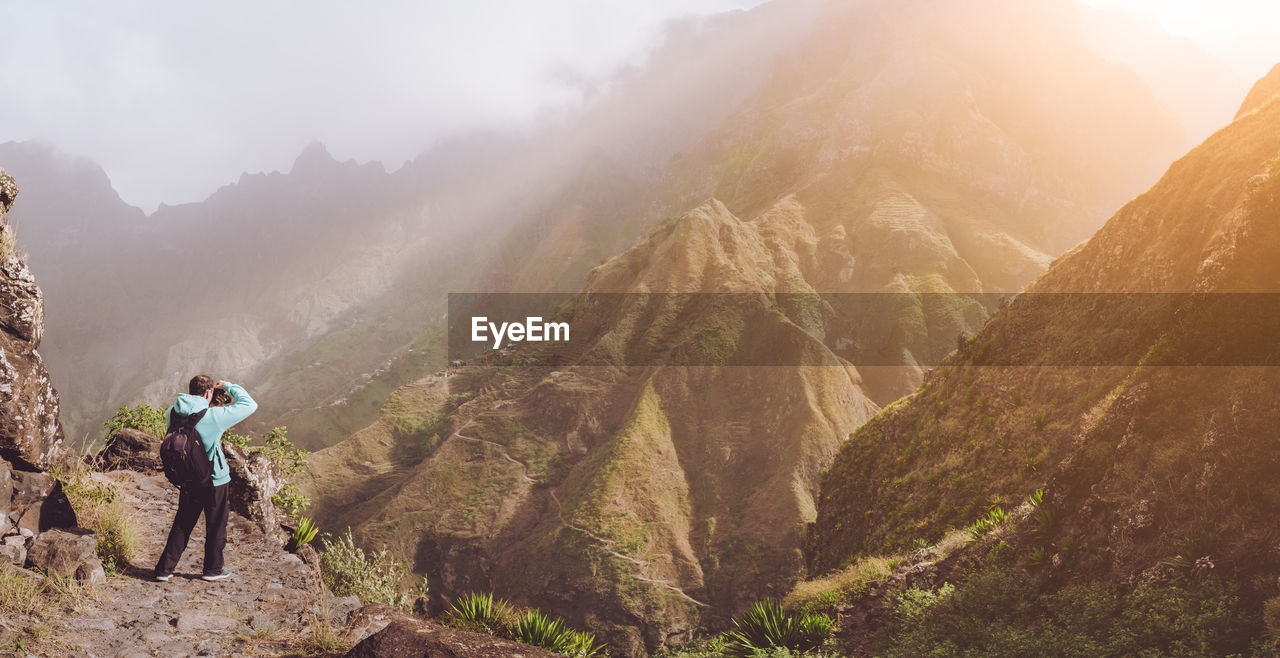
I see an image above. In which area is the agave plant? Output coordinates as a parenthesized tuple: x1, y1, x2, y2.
(724, 599, 833, 656)
(286, 517, 319, 552)
(448, 592, 514, 634)
(966, 506, 1009, 543)
(510, 609, 576, 653)
(562, 630, 607, 657)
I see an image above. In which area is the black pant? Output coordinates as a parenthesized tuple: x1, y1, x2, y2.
(155, 483, 228, 576)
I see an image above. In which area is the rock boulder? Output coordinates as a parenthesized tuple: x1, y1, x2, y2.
(27, 527, 97, 578)
(12, 475, 76, 533)
(95, 428, 163, 473)
(345, 617, 559, 658)
(225, 445, 283, 532)
(76, 556, 107, 585)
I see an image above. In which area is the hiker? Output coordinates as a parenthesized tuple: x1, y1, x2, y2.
(154, 375, 258, 582)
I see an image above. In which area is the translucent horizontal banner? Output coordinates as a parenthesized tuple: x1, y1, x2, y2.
(446, 292, 1280, 367)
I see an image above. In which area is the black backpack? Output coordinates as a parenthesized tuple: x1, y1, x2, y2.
(159, 409, 212, 488)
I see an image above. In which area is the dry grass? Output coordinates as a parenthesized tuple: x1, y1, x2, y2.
(785, 526, 973, 615)
(933, 527, 971, 558)
(0, 567, 49, 618)
(0, 568, 101, 655)
(53, 467, 141, 569)
(784, 555, 898, 613)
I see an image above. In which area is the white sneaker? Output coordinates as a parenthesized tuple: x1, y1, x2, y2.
(201, 569, 231, 582)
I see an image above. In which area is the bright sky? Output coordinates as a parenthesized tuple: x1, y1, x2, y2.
(1079, 0, 1280, 80)
(0, 0, 762, 211)
(1, 1, 1274, 211)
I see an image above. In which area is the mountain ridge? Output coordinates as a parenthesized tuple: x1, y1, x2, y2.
(802, 63, 1280, 654)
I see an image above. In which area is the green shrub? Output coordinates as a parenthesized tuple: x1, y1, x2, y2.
(448, 592, 516, 635)
(881, 570, 1254, 656)
(286, 517, 319, 552)
(725, 600, 833, 657)
(892, 583, 955, 622)
(1264, 595, 1280, 639)
(319, 529, 410, 608)
(272, 482, 310, 522)
(655, 635, 730, 657)
(222, 431, 252, 448)
(104, 404, 167, 440)
(260, 426, 307, 476)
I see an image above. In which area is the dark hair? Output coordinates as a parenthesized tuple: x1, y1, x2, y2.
(189, 375, 215, 397)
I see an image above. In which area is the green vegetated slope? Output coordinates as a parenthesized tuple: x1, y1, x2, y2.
(807, 63, 1280, 653)
(302, 1, 1198, 655)
(304, 199, 890, 656)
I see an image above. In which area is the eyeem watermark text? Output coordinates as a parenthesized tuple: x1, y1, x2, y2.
(471, 316, 570, 350)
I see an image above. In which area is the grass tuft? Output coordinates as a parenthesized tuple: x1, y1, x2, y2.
(53, 467, 139, 569)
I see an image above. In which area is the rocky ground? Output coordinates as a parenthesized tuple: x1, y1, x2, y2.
(5, 469, 358, 657)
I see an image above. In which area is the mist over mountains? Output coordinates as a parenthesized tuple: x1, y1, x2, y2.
(2, 0, 1276, 655)
(3, 0, 824, 450)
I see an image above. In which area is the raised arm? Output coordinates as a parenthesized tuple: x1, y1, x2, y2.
(209, 381, 258, 432)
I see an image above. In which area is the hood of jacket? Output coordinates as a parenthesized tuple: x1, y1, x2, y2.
(173, 393, 210, 416)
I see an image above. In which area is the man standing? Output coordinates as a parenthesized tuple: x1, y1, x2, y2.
(154, 375, 258, 582)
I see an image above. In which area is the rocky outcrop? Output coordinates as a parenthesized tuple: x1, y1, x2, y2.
(0, 169, 67, 471)
(346, 618, 558, 658)
(26, 527, 97, 578)
(13, 472, 77, 534)
(1, 459, 82, 576)
(6, 467, 77, 535)
(95, 428, 163, 473)
(225, 444, 284, 533)
(0, 460, 11, 535)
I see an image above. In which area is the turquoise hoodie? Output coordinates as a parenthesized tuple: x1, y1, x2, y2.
(166, 382, 258, 487)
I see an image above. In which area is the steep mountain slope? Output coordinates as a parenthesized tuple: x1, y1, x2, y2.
(807, 64, 1280, 653)
(305, 198, 888, 655)
(303, 2, 1197, 654)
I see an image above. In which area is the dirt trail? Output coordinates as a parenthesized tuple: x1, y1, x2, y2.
(43, 470, 356, 657)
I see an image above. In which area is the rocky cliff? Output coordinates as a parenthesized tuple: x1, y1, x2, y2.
(0, 169, 68, 471)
